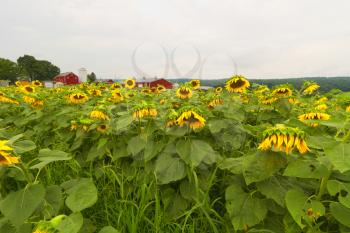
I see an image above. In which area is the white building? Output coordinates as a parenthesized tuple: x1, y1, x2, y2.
(78, 68, 88, 82)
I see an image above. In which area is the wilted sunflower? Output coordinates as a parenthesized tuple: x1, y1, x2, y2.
(90, 110, 109, 120)
(32, 80, 43, 87)
(176, 86, 193, 99)
(0, 96, 19, 105)
(165, 110, 179, 127)
(111, 82, 122, 89)
(68, 93, 89, 104)
(315, 104, 328, 111)
(124, 79, 136, 89)
(208, 98, 223, 108)
(272, 86, 292, 97)
(177, 108, 206, 129)
(258, 125, 310, 154)
(302, 81, 320, 95)
(0, 140, 19, 165)
(97, 124, 108, 133)
(88, 89, 102, 97)
(189, 80, 200, 90)
(157, 85, 166, 93)
(21, 85, 35, 94)
(225, 75, 250, 93)
(298, 112, 330, 127)
(215, 86, 223, 94)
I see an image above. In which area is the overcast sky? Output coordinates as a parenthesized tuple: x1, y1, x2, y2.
(1, 0, 350, 79)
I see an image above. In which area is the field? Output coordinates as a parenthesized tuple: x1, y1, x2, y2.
(1, 76, 350, 233)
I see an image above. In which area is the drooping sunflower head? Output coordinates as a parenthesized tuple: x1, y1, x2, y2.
(97, 124, 108, 133)
(272, 85, 293, 97)
(288, 98, 300, 105)
(176, 86, 193, 99)
(88, 89, 102, 97)
(0, 96, 19, 105)
(157, 85, 166, 93)
(21, 85, 35, 94)
(258, 124, 309, 154)
(90, 110, 109, 120)
(259, 94, 278, 105)
(0, 140, 19, 165)
(176, 106, 206, 130)
(302, 81, 320, 95)
(165, 109, 179, 127)
(132, 101, 157, 119)
(225, 75, 250, 93)
(32, 80, 43, 87)
(111, 82, 122, 89)
(124, 78, 136, 89)
(215, 86, 223, 94)
(109, 90, 124, 103)
(298, 112, 331, 127)
(68, 93, 89, 104)
(253, 85, 269, 94)
(189, 80, 200, 90)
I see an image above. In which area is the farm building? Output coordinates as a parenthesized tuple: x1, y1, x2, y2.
(53, 72, 80, 85)
(137, 78, 173, 89)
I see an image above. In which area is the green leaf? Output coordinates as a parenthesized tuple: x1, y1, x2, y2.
(144, 138, 166, 162)
(324, 142, 350, 173)
(176, 139, 217, 167)
(127, 135, 147, 156)
(56, 212, 84, 233)
(161, 188, 188, 220)
(99, 226, 120, 233)
(225, 185, 267, 230)
(327, 180, 350, 208)
(0, 184, 45, 226)
(30, 148, 71, 170)
(284, 158, 329, 179)
(257, 176, 293, 207)
(285, 189, 307, 228)
(44, 185, 63, 218)
(218, 157, 243, 174)
(243, 151, 287, 185)
(12, 140, 36, 153)
(208, 119, 228, 133)
(330, 203, 350, 227)
(64, 178, 98, 212)
(155, 153, 186, 184)
(116, 114, 133, 130)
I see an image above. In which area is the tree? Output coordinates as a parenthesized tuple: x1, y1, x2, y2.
(0, 58, 21, 83)
(17, 55, 60, 81)
(87, 72, 97, 82)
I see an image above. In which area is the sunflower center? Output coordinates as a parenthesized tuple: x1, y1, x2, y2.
(127, 80, 133, 85)
(74, 94, 85, 99)
(25, 87, 33, 92)
(100, 125, 106, 129)
(180, 89, 190, 95)
(230, 79, 245, 89)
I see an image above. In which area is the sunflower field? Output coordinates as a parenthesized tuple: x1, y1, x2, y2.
(1, 76, 350, 233)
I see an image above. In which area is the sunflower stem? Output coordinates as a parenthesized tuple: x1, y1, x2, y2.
(316, 170, 331, 201)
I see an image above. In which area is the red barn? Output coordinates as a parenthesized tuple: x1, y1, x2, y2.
(53, 72, 80, 85)
(137, 78, 173, 89)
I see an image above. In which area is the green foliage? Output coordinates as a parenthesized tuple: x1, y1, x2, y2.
(17, 55, 60, 81)
(0, 58, 21, 83)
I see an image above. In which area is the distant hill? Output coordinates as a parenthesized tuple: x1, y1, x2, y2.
(170, 77, 350, 92)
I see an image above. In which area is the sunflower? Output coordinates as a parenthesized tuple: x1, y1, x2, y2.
(141, 88, 152, 94)
(157, 85, 166, 93)
(315, 97, 328, 105)
(298, 112, 331, 127)
(272, 87, 292, 97)
(254, 85, 269, 94)
(109, 90, 124, 103)
(124, 79, 136, 89)
(288, 98, 299, 105)
(97, 124, 108, 133)
(88, 89, 102, 97)
(189, 80, 200, 90)
(21, 85, 35, 94)
(302, 81, 320, 95)
(346, 106, 350, 112)
(111, 82, 122, 89)
(165, 109, 179, 127)
(208, 98, 223, 108)
(90, 110, 109, 120)
(225, 75, 250, 93)
(177, 109, 206, 129)
(258, 124, 309, 154)
(70, 121, 79, 130)
(0, 140, 19, 165)
(0, 96, 19, 105)
(315, 104, 328, 111)
(68, 93, 89, 104)
(132, 108, 158, 119)
(176, 86, 193, 99)
(32, 80, 43, 87)
(125, 92, 135, 98)
(23, 96, 37, 104)
(215, 87, 223, 94)
(259, 96, 278, 105)
(159, 99, 166, 105)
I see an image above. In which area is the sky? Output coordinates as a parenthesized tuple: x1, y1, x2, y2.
(1, 0, 350, 80)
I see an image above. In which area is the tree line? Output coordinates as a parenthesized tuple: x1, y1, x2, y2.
(0, 55, 61, 83)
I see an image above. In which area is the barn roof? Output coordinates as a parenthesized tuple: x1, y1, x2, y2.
(53, 72, 77, 78)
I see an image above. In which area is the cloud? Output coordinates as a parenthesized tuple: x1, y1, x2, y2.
(0, 0, 349, 79)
